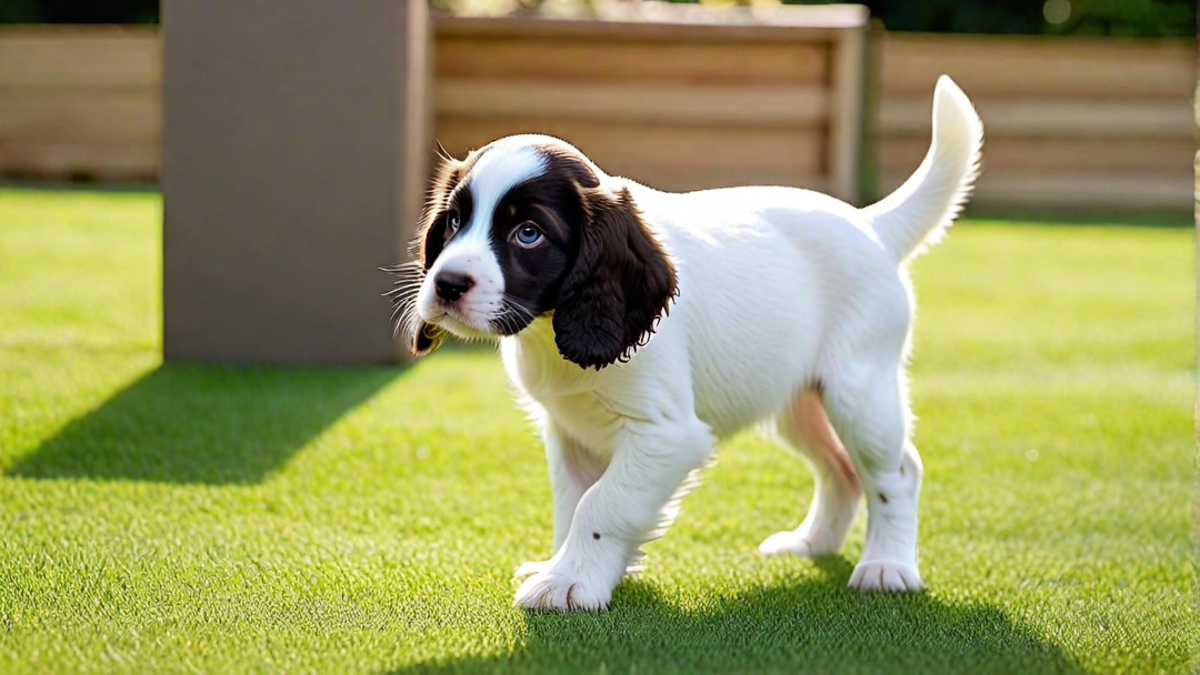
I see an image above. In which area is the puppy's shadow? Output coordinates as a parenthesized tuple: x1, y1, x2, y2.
(387, 556, 1085, 674)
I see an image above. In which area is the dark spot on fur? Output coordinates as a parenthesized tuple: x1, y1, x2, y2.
(592, 532, 601, 540)
(878, 493, 889, 504)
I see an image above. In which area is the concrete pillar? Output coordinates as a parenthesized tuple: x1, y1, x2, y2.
(162, 0, 430, 365)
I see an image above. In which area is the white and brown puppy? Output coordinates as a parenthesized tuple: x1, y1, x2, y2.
(389, 76, 983, 611)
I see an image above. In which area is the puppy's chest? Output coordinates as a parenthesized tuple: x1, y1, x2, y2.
(511, 366, 620, 454)
(501, 335, 621, 452)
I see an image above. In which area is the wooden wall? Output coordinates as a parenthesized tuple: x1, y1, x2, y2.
(877, 33, 1194, 210)
(0, 26, 159, 181)
(432, 8, 869, 203)
(0, 21, 1193, 211)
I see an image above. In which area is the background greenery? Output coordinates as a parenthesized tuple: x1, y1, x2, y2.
(0, 188, 1193, 674)
(0, 0, 1194, 36)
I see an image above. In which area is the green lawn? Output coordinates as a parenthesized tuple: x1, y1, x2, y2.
(0, 187, 1194, 674)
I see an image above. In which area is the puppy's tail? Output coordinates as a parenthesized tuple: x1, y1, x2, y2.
(863, 75, 983, 262)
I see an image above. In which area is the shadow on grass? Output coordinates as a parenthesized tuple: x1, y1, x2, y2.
(390, 558, 1084, 675)
(9, 362, 402, 484)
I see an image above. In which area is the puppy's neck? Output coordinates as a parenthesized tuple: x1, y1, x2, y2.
(501, 314, 601, 399)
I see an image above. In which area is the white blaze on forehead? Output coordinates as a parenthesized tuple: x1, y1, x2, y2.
(466, 144, 549, 231)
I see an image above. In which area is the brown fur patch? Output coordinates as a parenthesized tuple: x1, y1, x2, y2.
(552, 184, 678, 369)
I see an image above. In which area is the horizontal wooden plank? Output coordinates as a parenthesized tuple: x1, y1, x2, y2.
(880, 135, 1193, 175)
(436, 4, 866, 42)
(883, 33, 1192, 99)
(0, 139, 158, 179)
(435, 115, 825, 191)
(0, 28, 159, 88)
(437, 37, 829, 86)
(437, 80, 828, 126)
(879, 171, 1193, 210)
(880, 96, 1192, 137)
(0, 89, 159, 143)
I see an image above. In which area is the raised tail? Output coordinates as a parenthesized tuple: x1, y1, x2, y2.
(863, 75, 983, 262)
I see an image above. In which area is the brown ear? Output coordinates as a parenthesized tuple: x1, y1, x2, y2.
(553, 186, 677, 370)
(410, 154, 464, 271)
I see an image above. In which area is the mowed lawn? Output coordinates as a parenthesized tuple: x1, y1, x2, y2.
(0, 187, 1193, 675)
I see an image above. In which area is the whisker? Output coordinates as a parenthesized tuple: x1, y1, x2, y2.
(390, 303, 410, 333)
(503, 296, 537, 322)
(434, 139, 453, 164)
(384, 283, 424, 297)
(390, 291, 414, 312)
(497, 310, 519, 336)
(379, 261, 423, 275)
(392, 269, 424, 278)
(492, 296, 538, 336)
(394, 303, 420, 340)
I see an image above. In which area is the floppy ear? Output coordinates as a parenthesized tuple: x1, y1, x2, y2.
(410, 155, 464, 271)
(553, 185, 677, 370)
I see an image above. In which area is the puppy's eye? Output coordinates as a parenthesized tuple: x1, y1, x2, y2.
(514, 223, 543, 247)
(447, 210, 461, 233)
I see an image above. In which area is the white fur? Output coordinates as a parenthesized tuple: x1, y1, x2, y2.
(425, 76, 984, 610)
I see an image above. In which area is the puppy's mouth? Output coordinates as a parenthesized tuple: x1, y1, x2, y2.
(383, 262, 495, 356)
(422, 298, 538, 344)
(412, 320, 447, 356)
(422, 308, 497, 341)
(424, 312, 494, 341)
(394, 265, 538, 355)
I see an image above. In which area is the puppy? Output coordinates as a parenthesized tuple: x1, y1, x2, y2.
(389, 76, 983, 611)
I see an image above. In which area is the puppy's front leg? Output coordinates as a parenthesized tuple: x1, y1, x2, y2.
(514, 415, 713, 612)
(514, 423, 608, 579)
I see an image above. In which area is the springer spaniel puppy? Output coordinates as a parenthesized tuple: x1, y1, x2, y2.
(389, 76, 983, 611)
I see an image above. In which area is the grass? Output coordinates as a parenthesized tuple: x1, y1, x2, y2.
(0, 186, 1194, 675)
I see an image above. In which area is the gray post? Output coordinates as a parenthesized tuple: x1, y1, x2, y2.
(162, 0, 430, 365)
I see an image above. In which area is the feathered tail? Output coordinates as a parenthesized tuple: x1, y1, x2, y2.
(864, 75, 984, 262)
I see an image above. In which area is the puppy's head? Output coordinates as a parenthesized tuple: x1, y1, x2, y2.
(389, 135, 676, 370)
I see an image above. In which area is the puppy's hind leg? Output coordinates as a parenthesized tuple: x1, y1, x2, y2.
(823, 365, 924, 592)
(759, 390, 863, 558)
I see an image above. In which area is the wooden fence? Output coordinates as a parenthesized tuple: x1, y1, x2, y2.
(877, 32, 1194, 211)
(433, 5, 869, 203)
(0, 20, 1193, 211)
(0, 26, 159, 180)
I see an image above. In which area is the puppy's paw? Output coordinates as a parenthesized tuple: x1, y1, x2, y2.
(758, 530, 819, 557)
(514, 560, 552, 579)
(757, 527, 840, 557)
(514, 568, 611, 612)
(848, 560, 923, 592)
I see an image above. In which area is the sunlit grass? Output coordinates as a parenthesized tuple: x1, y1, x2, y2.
(0, 187, 1193, 674)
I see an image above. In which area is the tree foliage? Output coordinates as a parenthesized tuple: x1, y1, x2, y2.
(0, 0, 1194, 36)
(815, 0, 1195, 36)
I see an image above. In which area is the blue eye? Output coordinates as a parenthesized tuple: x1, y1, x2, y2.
(515, 223, 542, 246)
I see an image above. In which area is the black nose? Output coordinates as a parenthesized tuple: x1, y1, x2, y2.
(434, 271, 474, 302)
